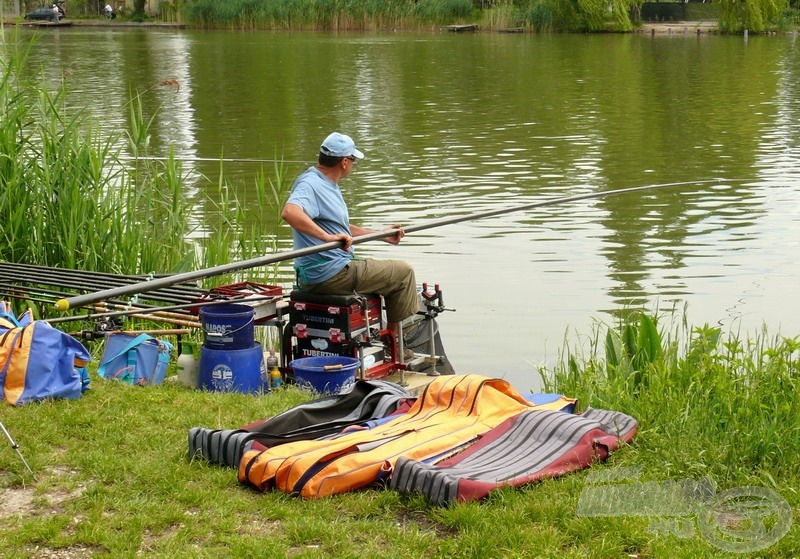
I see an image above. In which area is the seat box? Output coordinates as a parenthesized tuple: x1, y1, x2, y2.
(293, 338, 385, 370)
(294, 337, 355, 359)
(289, 291, 382, 340)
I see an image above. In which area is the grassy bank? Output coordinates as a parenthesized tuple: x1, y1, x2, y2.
(542, 313, 800, 483)
(0, 315, 797, 558)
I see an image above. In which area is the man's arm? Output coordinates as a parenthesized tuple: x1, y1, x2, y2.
(281, 203, 353, 249)
(349, 224, 405, 245)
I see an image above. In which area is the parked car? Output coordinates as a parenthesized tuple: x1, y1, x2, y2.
(24, 1, 65, 22)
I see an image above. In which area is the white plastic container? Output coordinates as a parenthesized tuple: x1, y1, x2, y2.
(177, 341, 199, 388)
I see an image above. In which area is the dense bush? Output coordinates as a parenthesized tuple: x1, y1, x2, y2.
(415, 0, 474, 23)
(517, 0, 635, 32)
(716, 0, 787, 32)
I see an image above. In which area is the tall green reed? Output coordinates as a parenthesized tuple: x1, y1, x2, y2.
(414, 0, 473, 24)
(1, 33, 291, 319)
(0, 35, 179, 274)
(194, 155, 290, 288)
(178, 0, 648, 31)
(541, 311, 800, 483)
(0, 38, 128, 272)
(181, 0, 472, 30)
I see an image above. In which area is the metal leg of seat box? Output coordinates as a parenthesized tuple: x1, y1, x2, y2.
(397, 320, 406, 386)
(426, 314, 440, 376)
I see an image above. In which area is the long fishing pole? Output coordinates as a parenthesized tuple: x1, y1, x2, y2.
(0, 286, 201, 326)
(0, 273, 197, 304)
(88, 307, 199, 328)
(54, 178, 737, 312)
(1, 275, 265, 323)
(1, 283, 207, 326)
(91, 302, 201, 322)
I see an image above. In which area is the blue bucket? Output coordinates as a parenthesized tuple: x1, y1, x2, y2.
(199, 303, 255, 350)
(290, 356, 359, 394)
(198, 342, 266, 393)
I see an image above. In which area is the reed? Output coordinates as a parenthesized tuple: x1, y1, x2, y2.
(414, 0, 473, 24)
(540, 311, 800, 482)
(477, 0, 522, 30)
(180, 0, 473, 30)
(177, 0, 646, 31)
(0, 36, 192, 279)
(1, 34, 291, 318)
(192, 156, 290, 288)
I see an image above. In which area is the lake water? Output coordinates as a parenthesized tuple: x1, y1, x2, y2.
(11, 27, 800, 391)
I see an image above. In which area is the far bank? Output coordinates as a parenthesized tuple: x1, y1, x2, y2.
(5, 0, 795, 34)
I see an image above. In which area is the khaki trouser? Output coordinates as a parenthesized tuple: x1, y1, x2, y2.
(299, 258, 417, 323)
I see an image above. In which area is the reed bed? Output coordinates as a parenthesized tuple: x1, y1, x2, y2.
(196, 158, 289, 288)
(0, 37, 190, 277)
(541, 310, 800, 482)
(0, 33, 290, 318)
(177, 0, 643, 32)
(182, 0, 480, 30)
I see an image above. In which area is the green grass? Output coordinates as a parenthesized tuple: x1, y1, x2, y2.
(1, 316, 798, 558)
(543, 311, 800, 483)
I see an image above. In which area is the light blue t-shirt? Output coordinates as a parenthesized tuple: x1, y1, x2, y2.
(286, 167, 353, 285)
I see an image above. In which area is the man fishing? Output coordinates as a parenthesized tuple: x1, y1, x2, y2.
(281, 132, 418, 341)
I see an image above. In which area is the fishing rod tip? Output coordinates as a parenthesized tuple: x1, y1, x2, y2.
(54, 299, 69, 312)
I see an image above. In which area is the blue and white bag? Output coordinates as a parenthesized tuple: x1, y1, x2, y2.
(98, 333, 173, 386)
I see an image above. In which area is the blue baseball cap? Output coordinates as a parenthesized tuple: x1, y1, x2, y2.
(320, 132, 364, 159)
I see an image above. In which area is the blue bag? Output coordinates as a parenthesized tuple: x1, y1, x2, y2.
(98, 333, 173, 386)
(0, 321, 91, 406)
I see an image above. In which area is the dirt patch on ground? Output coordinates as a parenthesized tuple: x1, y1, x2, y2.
(23, 544, 96, 559)
(0, 484, 86, 517)
(0, 486, 38, 516)
(0, 466, 85, 518)
(1, 467, 96, 557)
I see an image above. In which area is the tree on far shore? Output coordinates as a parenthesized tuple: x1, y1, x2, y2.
(717, 0, 787, 32)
